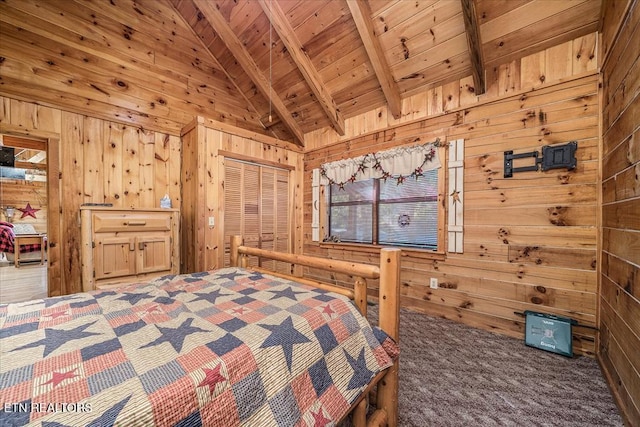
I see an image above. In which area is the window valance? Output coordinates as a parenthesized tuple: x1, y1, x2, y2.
(320, 140, 441, 187)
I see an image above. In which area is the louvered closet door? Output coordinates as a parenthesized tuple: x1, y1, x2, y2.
(260, 167, 276, 271)
(224, 159, 290, 268)
(274, 169, 290, 273)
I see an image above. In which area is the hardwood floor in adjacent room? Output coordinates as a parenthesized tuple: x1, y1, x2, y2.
(0, 263, 47, 304)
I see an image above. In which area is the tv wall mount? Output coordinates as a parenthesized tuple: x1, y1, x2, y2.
(504, 141, 577, 178)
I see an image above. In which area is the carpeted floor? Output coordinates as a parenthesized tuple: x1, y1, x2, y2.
(367, 306, 623, 426)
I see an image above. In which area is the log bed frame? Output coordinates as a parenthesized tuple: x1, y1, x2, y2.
(230, 235, 401, 427)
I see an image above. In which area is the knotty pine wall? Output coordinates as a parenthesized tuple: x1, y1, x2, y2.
(598, 0, 640, 424)
(304, 37, 600, 356)
(305, 33, 598, 149)
(0, 97, 181, 297)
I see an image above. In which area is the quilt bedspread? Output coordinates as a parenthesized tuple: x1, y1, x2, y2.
(0, 267, 398, 426)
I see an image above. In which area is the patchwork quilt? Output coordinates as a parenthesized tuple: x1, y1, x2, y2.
(0, 267, 398, 426)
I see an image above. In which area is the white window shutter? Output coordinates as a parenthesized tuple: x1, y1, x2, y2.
(447, 139, 464, 253)
(312, 168, 320, 242)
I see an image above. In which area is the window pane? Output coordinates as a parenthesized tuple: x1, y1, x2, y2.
(329, 205, 373, 243)
(379, 201, 438, 249)
(327, 170, 439, 249)
(379, 170, 438, 200)
(0, 167, 26, 179)
(331, 180, 373, 203)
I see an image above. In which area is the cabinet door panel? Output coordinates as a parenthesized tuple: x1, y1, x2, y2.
(137, 236, 171, 274)
(94, 236, 136, 279)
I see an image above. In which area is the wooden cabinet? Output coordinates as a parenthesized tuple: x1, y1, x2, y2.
(81, 207, 179, 291)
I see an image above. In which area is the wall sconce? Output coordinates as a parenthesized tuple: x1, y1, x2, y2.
(3, 206, 15, 222)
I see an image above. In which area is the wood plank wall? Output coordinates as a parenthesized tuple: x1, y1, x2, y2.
(305, 33, 598, 148)
(304, 36, 600, 356)
(180, 118, 304, 274)
(0, 179, 47, 233)
(0, 97, 181, 296)
(598, 0, 640, 424)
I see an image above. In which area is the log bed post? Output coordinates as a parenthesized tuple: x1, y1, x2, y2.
(353, 276, 367, 318)
(377, 248, 401, 426)
(230, 235, 242, 267)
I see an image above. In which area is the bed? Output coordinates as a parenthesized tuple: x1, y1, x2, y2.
(0, 235, 401, 426)
(0, 222, 47, 267)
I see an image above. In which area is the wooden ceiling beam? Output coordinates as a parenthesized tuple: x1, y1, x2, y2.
(461, 0, 486, 95)
(170, 0, 280, 141)
(14, 161, 47, 171)
(258, 0, 345, 136)
(192, 0, 305, 146)
(347, 0, 402, 120)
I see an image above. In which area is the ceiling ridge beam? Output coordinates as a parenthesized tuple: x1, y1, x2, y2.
(258, 0, 345, 136)
(461, 0, 486, 95)
(170, 0, 279, 141)
(347, 0, 402, 120)
(192, 0, 306, 146)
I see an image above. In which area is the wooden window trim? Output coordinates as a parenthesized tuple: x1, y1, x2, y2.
(318, 241, 446, 260)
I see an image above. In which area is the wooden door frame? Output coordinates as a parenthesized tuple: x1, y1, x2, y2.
(0, 125, 62, 297)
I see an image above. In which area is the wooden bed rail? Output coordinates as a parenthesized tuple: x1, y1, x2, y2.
(230, 235, 401, 426)
(230, 236, 380, 279)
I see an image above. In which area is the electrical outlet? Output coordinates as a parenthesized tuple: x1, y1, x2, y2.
(208, 216, 215, 227)
(429, 278, 438, 289)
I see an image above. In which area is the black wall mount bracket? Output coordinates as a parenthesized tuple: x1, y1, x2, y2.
(504, 141, 577, 178)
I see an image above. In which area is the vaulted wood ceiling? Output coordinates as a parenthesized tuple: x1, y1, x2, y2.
(0, 0, 602, 147)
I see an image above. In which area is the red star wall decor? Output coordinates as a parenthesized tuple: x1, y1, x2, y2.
(18, 203, 40, 219)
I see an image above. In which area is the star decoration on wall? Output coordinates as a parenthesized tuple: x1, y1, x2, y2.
(18, 203, 40, 219)
(450, 189, 461, 204)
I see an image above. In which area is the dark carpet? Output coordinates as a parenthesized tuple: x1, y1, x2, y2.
(367, 306, 623, 426)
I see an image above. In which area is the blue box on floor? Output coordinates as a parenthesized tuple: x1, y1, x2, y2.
(524, 311, 574, 357)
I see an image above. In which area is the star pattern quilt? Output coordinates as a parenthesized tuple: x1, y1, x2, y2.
(0, 267, 398, 426)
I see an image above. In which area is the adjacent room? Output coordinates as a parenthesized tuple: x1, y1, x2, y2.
(0, 0, 637, 426)
(0, 136, 49, 303)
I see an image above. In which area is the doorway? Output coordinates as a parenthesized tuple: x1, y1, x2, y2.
(0, 133, 60, 303)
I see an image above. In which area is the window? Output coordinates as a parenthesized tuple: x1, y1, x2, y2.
(328, 169, 439, 250)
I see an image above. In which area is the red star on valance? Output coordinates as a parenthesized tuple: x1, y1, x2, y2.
(18, 203, 40, 219)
